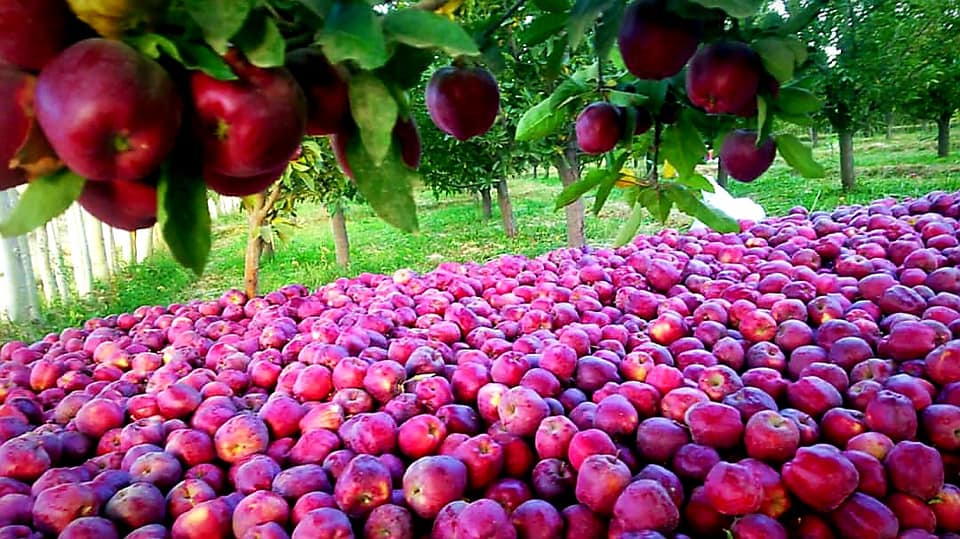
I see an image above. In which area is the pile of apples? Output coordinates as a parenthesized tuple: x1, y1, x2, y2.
(3, 190, 960, 538)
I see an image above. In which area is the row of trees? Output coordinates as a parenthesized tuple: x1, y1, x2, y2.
(0, 189, 241, 324)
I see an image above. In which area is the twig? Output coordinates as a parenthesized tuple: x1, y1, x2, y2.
(480, 0, 527, 46)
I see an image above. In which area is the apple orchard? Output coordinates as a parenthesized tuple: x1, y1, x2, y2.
(1, 1, 960, 539)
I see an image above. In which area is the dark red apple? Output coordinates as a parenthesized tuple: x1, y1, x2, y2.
(617, 0, 702, 80)
(425, 65, 500, 141)
(720, 130, 776, 182)
(35, 39, 182, 182)
(576, 102, 622, 155)
(191, 49, 306, 178)
(686, 41, 765, 117)
(284, 48, 350, 136)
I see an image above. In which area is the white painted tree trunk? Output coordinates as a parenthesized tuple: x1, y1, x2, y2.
(83, 210, 109, 280)
(136, 228, 152, 263)
(66, 204, 94, 296)
(0, 190, 41, 322)
(29, 226, 57, 304)
(46, 220, 69, 303)
(128, 231, 138, 265)
(115, 227, 134, 266)
(208, 198, 220, 220)
(102, 222, 116, 276)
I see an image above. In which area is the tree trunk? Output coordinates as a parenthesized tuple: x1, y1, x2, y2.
(136, 228, 152, 263)
(809, 127, 819, 147)
(47, 221, 69, 303)
(885, 111, 894, 140)
(82, 211, 109, 281)
(29, 227, 57, 304)
(244, 192, 266, 299)
(208, 198, 220, 221)
(532, 163, 538, 178)
(556, 140, 586, 248)
(128, 231, 138, 265)
(0, 190, 40, 322)
(716, 159, 728, 188)
(331, 204, 350, 269)
(67, 204, 94, 296)
(480, 186, 493, 220)
(243, 187, 281, 298)
(102, 223, 116, 276)
(937, 112, 951, 157)
(496, 178, 517, 238)
(839, 130, 856, 191)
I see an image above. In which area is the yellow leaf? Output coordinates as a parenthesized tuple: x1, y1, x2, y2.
(66, 0, 164, 38)
(435, 0, 465, 18)
(662, 160, 678, 179)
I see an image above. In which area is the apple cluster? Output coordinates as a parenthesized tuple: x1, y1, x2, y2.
(2, 190, 960, 538)
(576, 0, 777, 183)
(0, 0, 501, 232)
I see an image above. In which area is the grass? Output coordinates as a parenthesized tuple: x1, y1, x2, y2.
(3, 127, 960, 343)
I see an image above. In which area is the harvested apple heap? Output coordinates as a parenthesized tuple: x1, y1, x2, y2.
(0, 190, 959, 538)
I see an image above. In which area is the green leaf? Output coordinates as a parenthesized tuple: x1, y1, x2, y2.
(516, 97, 566, 141)
(184, 0, 253, 54)
(638, 186, 672, 223)
(660, 112, 706, 179)
(299, 0, 331, 16)
(757, 95, 772, 140)
(177, 41, 238, 80)
(349, 73, 398, 166)
(665, 183, 739, 232)
(592, 172, 617, 216)
(688, 0, 763, 18)
(774, 87, 821, 115)
(606, 90, 648, 107)
(157, 159, 211, 275)
(776, 133, 825, 178)
(519, 13, 567, 47)
(593, 0, 624, 60)
(383, 9, 479, 57)
(344, 136, 419, 233)
(548, 76, 590, 108)
(0, 170, 85, 237)
(317, 1, 388, 70)
(678, 173, 714, 193)
(568, 0, 615, 49)
(544, 38, 567, 81)
(127, 34, 183, 63)
(233, 12, 285, 68)
(534, 0, 571, 12)
(753, 36, 798, 82)
(377, 44, 435, 90)
(555, 169, 613, 209)
(615, 202, 645, 247)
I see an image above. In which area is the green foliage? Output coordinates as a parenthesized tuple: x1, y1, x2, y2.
(157, 157, 212, 275)
(0, 171, 84, 237)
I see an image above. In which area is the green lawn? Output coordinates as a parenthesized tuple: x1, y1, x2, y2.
(3, 128, 960, 342)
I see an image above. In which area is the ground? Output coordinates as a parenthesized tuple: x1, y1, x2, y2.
(2, 127, 959, 342)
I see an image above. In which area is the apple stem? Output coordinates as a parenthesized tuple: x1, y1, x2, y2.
(112, 134, 131, 153)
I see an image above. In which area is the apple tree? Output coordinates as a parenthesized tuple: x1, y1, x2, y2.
(0, 0, 827, 277)
(877, 0, 960, 158)
(515, 0, 829, 244)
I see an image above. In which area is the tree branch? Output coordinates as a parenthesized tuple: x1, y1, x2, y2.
(480, 0, 527, 46)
